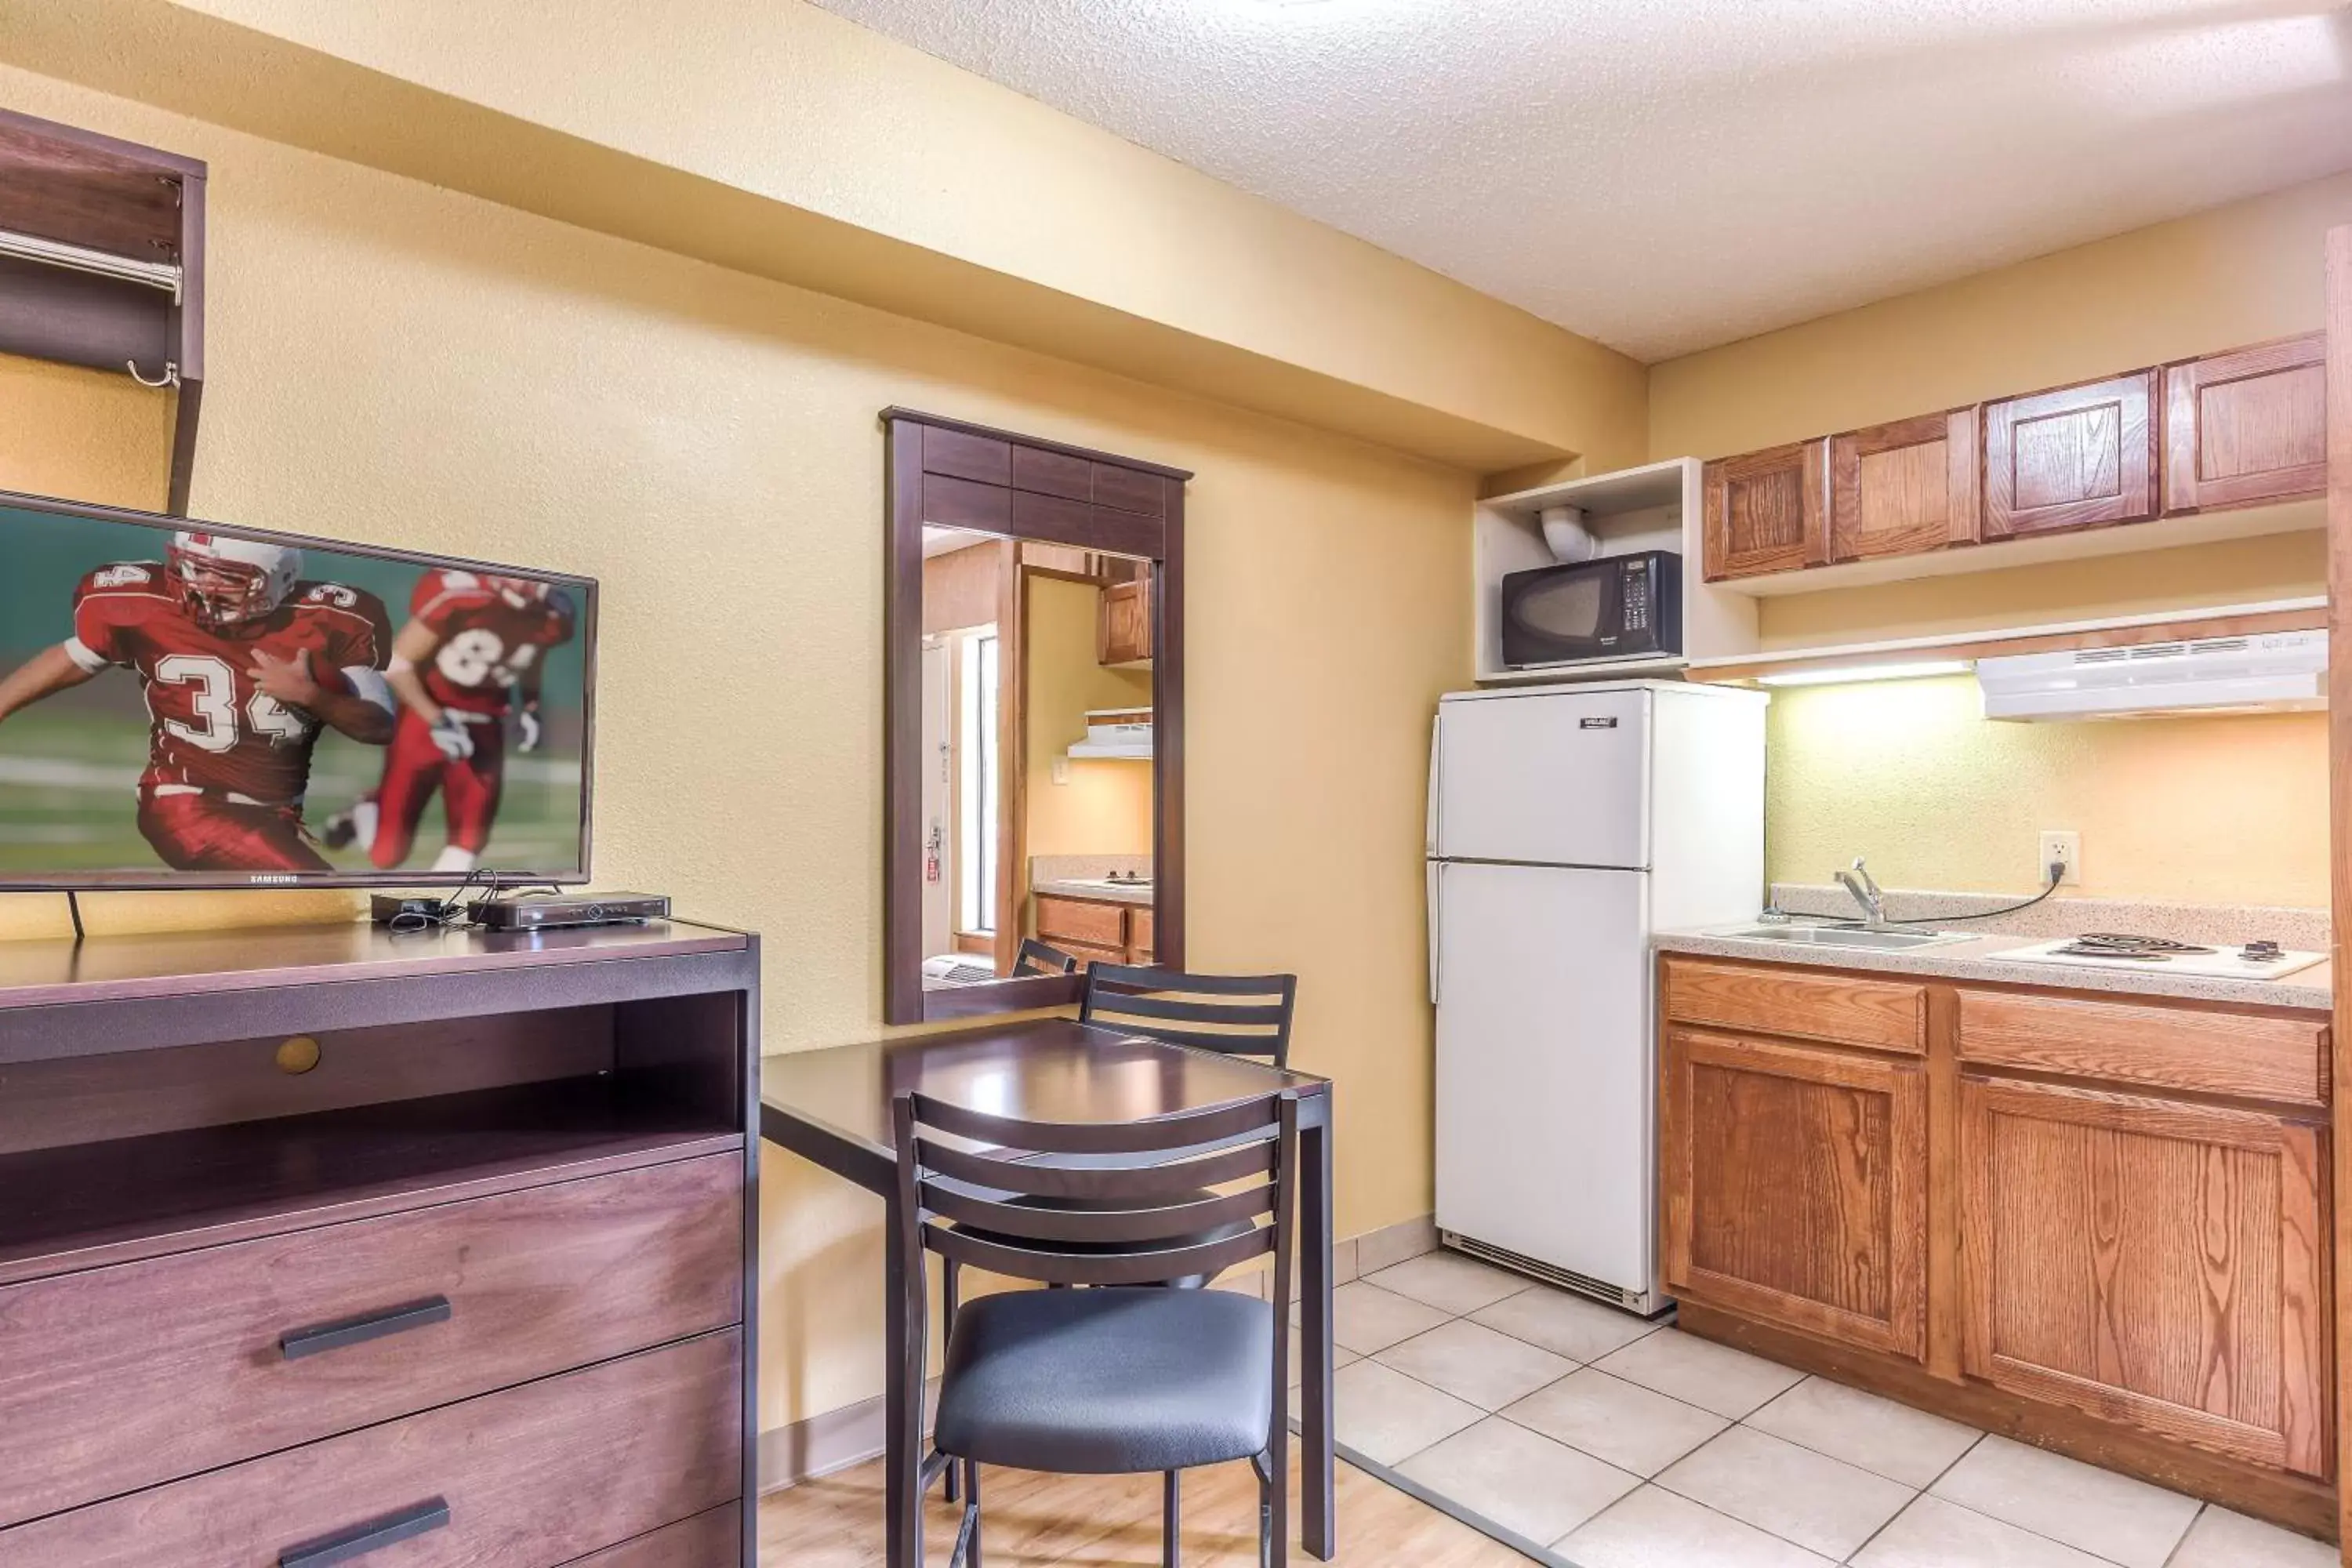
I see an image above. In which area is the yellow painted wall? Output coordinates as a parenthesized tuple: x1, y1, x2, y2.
(1650, 173, 2350, 912)
(0, 0, 1647, 473)
(1766, 676, 2328, 909)
(1023, 575, 1154, 862)
(0, 67, 1468, 1430)
(0, 356, 175, 511)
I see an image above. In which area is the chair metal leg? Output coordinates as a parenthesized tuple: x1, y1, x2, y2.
(967, 1461, 983, 1568)
(942, 1258, 961, 1504)
(1163, 1469, 1181, 1568)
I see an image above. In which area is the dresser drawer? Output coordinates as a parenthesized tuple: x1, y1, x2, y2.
(1663, 957, 1926, 1054)
(570, 1504, 742, 1566)
(0, 1330, 742, 1567)
(1956, 988, 2328, 1105)
(1036, 895, 1127, 950)
(0, 1151, 742, 1527)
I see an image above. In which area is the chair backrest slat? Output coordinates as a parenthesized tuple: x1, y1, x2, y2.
(920, 1180, 1273, 1246)
(892, 1085, 1299, 1301)
(1016, 938, 1080, 977)
(915, 1134, 1276, 1203)
(1080, 964, 1299, 1069)
(913, 1089, 1279, 1156)
(931, 1216, 1273, 1288)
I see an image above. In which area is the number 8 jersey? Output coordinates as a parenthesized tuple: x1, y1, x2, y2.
(67, 561, 395, 808)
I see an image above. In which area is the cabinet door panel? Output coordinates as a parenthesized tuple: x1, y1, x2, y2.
(2163, 335, 2327, 514)
(1098, 577, 1152, 664)
(1984, 371, 2158, 539)
(1830, 409, 1980, 561)
(1663, 1029, 1926, 1358)
(1702, 439, 1828, 580)
(1960, 1077, 2328, 1477)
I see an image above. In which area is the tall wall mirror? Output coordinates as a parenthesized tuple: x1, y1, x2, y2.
(883, 409, 1186, 1023)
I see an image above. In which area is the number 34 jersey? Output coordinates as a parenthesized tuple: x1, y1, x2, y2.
(408, 570, 577, 717)
(67, 562, 394, 808)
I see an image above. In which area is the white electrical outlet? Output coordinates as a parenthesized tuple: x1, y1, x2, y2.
(2038, 830, 2082, 887)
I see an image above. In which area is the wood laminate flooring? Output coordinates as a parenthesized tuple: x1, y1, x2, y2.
(757, 1447, 1529, 1567)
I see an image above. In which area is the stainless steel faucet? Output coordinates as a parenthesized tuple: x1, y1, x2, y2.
(1835, 856, 1890, 931)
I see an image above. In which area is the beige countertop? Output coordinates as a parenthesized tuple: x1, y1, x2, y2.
(1655, 924, 2332, 1011)
(1032, 877, 1154, 906)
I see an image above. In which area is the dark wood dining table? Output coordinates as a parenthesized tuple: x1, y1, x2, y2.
(760, 1015, 1338, 1567)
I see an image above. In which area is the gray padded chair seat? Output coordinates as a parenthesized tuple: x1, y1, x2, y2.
(934, 1286, 1276, 1475)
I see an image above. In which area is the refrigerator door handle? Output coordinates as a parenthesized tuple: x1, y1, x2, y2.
(1427, 859, 1443, 1006)
(1426, 711, 1443, 856)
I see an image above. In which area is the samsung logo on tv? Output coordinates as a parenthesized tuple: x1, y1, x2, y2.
(246, 874, 302, 885)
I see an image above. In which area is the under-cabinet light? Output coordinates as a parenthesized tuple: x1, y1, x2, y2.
(1755, 659, 1972, 688)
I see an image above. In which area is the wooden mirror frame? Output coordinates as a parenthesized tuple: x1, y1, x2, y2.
(882, 408, 1189, 1024)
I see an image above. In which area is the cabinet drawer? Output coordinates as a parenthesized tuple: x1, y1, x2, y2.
(1663, 958, 1926, 1054)
(570, 1504, 742, 1566)
(0, 1330, 743, 1567)
(1036, 895, 1127, 950)
(0, 1152, 743, 1527)
(1956, 989, 2328, 1105)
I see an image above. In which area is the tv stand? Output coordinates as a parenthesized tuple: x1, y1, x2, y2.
(0, 919, 760, 1566)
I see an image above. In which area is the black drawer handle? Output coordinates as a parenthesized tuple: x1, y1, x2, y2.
(279, 1296, 452, 1360)
(279, 1497, 450, 1567)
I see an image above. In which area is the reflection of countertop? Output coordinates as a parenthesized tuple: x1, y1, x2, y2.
(1033, 878, 1154, 906)
(1654, 924, 2332, 1011)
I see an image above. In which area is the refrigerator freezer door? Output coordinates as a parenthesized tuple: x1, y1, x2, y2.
(1434, 861, 1653, 1294)
(1432, 688, 1651, 868)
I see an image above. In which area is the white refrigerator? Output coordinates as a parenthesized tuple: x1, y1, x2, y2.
(1428, 680, 1766, 1314)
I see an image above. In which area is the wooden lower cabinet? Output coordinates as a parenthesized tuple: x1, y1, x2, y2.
(1663, 1028, 1927, 1359)
(1959, 1076, 2330, 1478)
(1035, 893, 1152, 968)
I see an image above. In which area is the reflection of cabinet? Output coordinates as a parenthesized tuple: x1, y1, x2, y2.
(1701, 439, 1828, 580)
(1829, 409, 1980, 561)
(1098, 576, 1152, 666)
(2163, 336, 2328, 515)
(1959, 1076, 2327, 1477)
(1663, 1027, 1927, 1359)
(1035, 894, 1152, 968)
(1980, 371, 2158, 539)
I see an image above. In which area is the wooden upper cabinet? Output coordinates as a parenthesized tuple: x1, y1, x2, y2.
(2163, 334, 2326, 514)
(1663, 1029, 1927, 1359)
(1099, 575, 1152, 665)
(1829, 408, 1980, 561)
(1960, 1076, 2329, 1478)
(1701, 439, 1829, 580)
(1982, 371, 2158, 539)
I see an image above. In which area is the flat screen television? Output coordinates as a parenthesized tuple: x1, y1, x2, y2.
(0, 491, 596, 889)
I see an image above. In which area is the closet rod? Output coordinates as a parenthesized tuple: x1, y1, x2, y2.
(0, 226, 180, 302)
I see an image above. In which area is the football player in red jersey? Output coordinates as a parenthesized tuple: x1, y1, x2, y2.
(324, 569, 575, 873)
(0, 532, 397, 873)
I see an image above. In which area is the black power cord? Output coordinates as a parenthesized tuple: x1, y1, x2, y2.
(1875, 862, 2066, 926)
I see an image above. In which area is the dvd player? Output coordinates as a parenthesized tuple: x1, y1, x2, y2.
(470, 891, 672, 931)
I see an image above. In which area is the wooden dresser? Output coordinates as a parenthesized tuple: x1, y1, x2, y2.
(0, 920, 761, 1567)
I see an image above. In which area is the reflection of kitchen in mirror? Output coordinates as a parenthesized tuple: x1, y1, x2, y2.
(918, 526, 1154, 991)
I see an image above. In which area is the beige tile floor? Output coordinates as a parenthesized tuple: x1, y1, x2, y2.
(1272, 1249, 2334, 1568)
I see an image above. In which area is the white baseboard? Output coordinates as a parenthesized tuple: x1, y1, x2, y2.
(755, 1214, 1438, 1491)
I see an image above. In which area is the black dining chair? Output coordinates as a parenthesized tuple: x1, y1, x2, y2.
(1080, 963, 1300, 1069)
(1014, 938, 1080, 976)
(895, 1087, 1298, 1568)
(937, 960, 1301, 1508)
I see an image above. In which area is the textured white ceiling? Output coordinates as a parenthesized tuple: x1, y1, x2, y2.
(810, 0, 2352, 361)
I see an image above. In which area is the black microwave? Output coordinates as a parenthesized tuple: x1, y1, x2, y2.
(1499, 550, 1682, 669)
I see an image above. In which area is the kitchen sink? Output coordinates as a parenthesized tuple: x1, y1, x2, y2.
(1713, 924, 1976, 951)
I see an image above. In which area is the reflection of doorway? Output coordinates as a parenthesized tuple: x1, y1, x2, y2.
(956, 627, 1000, 941)
(918, 638, 952, 960)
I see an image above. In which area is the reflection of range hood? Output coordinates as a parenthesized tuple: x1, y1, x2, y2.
(1068, 706, 1152, 760)
(1978, 630, 2327, 720)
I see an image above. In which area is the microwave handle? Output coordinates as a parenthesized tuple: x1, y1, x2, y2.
(1427, 860, 1443, 1007)
(1425, 711, 1443, 856)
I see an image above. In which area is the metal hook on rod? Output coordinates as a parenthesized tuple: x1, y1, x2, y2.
(126, 358, 180, 388)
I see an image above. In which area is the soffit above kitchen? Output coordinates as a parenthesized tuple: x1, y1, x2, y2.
(810, 0, 2352, 362)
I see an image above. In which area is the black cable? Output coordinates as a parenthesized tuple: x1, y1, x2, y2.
(1877, 864, 2064, 926)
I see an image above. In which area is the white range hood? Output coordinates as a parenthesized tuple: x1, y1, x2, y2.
(1978, 630, 2326, 721)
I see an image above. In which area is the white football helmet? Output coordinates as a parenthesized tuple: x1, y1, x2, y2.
(168, 531, 302, 630)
